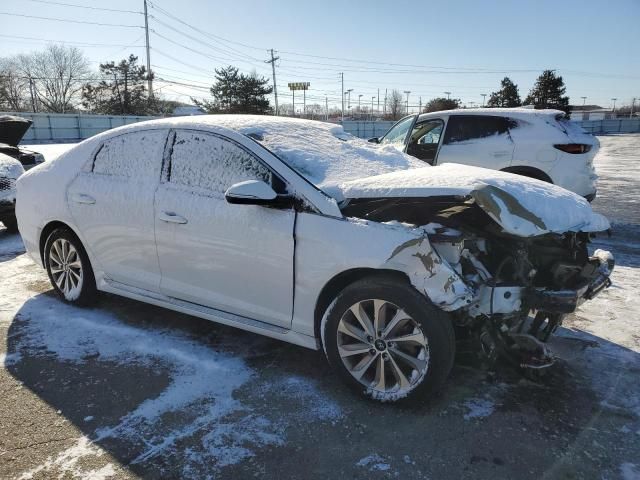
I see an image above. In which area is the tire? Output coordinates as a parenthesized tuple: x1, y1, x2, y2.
(322, 275, 455, 402)
(44, 227, 96, 305)
(1, 215, 18, 233)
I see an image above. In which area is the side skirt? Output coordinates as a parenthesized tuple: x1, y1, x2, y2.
(100, 278, 319, 350)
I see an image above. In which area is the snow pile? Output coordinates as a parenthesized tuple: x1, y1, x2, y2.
(463, 397, 496, 420)
(356, 453, 392, 472)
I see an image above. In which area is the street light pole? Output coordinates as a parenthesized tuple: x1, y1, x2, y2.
(611, 98, 617, 113)
(358, 94, 363, 118)
(444, 91, 451, 100)
(581, 96, 587, 106)
(404, 90, 411, 115)
(371, 96, 375, 120)
(481, 93, 486, 107)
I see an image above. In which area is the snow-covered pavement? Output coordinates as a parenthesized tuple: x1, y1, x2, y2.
(1, 135, 639, 479)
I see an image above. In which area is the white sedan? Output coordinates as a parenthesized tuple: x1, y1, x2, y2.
(16, 116, 614, 402)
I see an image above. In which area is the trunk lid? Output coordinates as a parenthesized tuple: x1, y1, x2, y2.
(0, 115, 33, 147)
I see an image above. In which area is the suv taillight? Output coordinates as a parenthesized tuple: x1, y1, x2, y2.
(554, 144, 592, 154)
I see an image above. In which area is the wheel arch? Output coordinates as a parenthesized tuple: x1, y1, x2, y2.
(313, 268, 411, 341)
(501, 166, 553, 183)
(39, 220, 83, 265)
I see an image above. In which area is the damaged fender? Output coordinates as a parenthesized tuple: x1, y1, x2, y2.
(384, 235, 473, 311)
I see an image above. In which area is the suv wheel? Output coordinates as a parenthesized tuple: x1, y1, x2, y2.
(322, 276, 455, 402)
(44, 227, 96, 305)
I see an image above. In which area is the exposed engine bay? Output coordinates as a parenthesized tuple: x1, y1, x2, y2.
(341, 195, 615, 371)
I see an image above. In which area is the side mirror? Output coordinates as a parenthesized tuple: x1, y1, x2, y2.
(225, 180, 277, 205)
(368, 137, 380, 144)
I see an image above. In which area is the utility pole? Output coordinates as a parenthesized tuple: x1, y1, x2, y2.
(384, 88, 387, 117)
(419, 96, 422, 113)
(265, 49, 280, 115)
(611, 98, 617, 113)
(481, 93, 486, 107)
(377, 88, 380, 117)
(292, 90, 295, 116)
(303, 88, 306, 117)
(340, 73, 344, 122)
(371, 96, 375, 121)
(631, 97, 636, 118)
(143, 0, 153, 98)
(346, 89, 353, 110)
(325, 95, 328, 121)
(404, 90, 411, 115)
(358, 94, 362, 118)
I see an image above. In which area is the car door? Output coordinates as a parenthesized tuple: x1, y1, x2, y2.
(436, 115, 514, 168)
(154, 129, 295, 328)
(67, 129, 168, 291)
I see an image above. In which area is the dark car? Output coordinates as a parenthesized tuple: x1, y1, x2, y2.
(0, 115, 44, 169)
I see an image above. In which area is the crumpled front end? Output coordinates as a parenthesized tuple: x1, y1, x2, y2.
(341, 193, 614, 371)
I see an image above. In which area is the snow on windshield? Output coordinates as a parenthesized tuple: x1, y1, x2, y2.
(213, 116, 424, 199)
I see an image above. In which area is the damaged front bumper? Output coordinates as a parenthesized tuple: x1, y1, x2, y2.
(526, 249, 614, 315)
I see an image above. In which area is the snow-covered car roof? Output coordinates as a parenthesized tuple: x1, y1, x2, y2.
(0, 152, 25, 179)
(82, 115, 425, 198)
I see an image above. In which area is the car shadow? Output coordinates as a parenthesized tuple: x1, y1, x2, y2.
(4, 286, 640, 479)
(0, 229, 25, 263)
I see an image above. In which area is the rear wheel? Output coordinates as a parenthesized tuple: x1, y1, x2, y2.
(44, 227, 96, 305)
(322, 276, 455, 402)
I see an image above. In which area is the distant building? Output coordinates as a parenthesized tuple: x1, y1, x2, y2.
(172, 105, 206, 116)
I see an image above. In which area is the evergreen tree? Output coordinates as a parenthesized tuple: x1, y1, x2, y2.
(487, 77, 521, 107)
(82, 55, 153, 115)
(524, 70, 570, 114)
(424, 97, 460, 113)
(194, 66, 272, 114)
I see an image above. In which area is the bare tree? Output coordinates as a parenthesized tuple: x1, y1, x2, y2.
(386, 89, 404, 120)
(0, 57, 30, 111)
(18, 45, 90, 113)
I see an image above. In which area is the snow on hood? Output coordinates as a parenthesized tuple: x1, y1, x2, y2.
(0, 152, 24, 179)
(338, 164, 610, 237)
(211, 115, 425, 194)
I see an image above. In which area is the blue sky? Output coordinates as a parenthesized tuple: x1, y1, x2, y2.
(2, 0, 639, 112)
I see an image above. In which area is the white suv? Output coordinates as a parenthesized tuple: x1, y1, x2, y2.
(374, 108, 599, 201)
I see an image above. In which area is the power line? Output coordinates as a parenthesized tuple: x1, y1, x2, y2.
(0, 33, 144, 48)
(20, 0, 142, 14)
(0, 12, 143, 28)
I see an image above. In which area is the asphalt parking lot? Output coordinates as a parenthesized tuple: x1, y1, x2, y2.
(1, 135, 639, 480)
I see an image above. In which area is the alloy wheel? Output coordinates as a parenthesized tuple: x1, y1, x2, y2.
(48, 238, 83, 300)
(336, 299, 430, 396)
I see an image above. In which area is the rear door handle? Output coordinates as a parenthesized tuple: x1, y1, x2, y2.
(71, 193, 96, 205)
(158, 211, 188, 224)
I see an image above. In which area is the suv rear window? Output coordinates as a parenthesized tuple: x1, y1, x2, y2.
(443, 115, 511, 144)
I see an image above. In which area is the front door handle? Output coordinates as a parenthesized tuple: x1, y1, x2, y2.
(158, 211, 188, 224)
(71, 193, 96, 205)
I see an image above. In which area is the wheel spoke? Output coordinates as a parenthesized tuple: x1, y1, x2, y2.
(50, 266, 63, 274)
(68, 260, 82, 269)
(381, 309, 410, 339)
(389, 347, 427, 373)
(53, 271, 65, 289)
(373, 355, 386, 391)
(373, 299, 387, 334)
(338, 342, 372, 358)
(352, 352, 378, 380)
(349, 303, 375, 338)
(52, 241, 63, 264)
(338, 320, 369, 344)
(387, 330, 427, 346)
(388, 354, 411, 390)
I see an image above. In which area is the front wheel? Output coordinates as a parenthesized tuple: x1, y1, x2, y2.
(322, 276, 455, 402)
(44, 227, 96, 305)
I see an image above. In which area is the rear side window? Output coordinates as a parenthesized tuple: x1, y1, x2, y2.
(443, 115, 510, 144)
(169, 130, 273, 196)
(93, 130, 167, 178)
